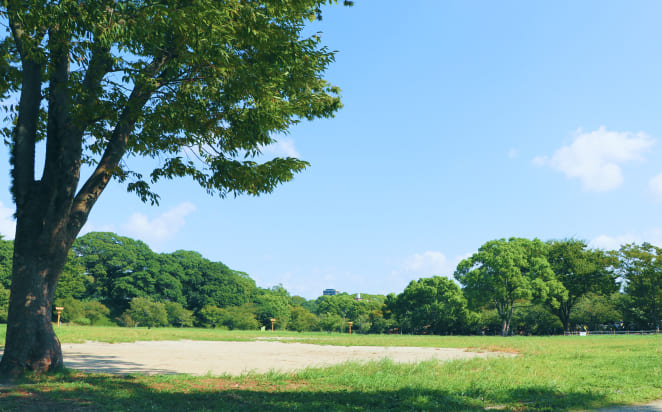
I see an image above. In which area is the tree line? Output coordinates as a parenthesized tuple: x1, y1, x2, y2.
(0, 233, 658, 335)
(0, 232, 387, 332)
(389, 238, 661, 336)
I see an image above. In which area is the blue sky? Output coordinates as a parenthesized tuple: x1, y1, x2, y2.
(2, 1, 662, 299)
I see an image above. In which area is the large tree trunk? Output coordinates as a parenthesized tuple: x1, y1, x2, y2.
(0, 214, 72, 379)
(0, 6, 165, 378)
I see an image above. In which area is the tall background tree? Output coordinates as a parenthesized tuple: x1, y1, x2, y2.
(454, 238, 562, 336)
(392, 276, 475, 335)
(0, 0, 351, 377)
(545, 239, 618, 331)
(617, 243, 662, 330)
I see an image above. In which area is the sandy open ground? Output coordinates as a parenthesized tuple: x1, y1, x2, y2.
(61, 340, 507, 376)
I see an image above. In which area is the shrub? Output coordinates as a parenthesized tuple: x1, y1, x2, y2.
(124, 297, 168, 328)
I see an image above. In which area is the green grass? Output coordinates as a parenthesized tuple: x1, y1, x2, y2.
(0, 325, 660, 411)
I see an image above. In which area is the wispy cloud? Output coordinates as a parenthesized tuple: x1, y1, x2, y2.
(648, 172, 662, 202)
(260, 137, 300, 158)
(121, 202, 196, 245)
(533, 127, 654, 192)
(403, 251, 452, 275)
(391, 251, 471, 285)
(590, 229, 662, 250)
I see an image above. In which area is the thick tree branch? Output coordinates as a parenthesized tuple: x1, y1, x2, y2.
(41, 36, 114, 236)
(74, 45, 113, 133)
(70, 53, 171, 233)
(42, 29, 75, 212)
(7, 6, 44, 208)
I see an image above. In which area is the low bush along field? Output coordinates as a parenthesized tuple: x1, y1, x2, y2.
(0, 326, 660, 411)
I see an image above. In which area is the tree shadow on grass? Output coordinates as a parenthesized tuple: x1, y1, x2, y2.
(0, 372, 618, 412)
(64, 352, 176, 375)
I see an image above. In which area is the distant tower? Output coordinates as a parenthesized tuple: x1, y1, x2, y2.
(354, 293, 362, 300)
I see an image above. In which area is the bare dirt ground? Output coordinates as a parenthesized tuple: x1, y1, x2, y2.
(61, 339, 506, 376)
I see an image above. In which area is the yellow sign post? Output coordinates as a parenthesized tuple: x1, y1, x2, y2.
(55, 306, 64, 327)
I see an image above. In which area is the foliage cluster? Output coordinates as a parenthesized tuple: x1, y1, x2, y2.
(0, 0, 354, 375)
(0, 234, 660, 336)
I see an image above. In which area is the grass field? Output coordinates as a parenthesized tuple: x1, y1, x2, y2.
(0, 326, 660, 411)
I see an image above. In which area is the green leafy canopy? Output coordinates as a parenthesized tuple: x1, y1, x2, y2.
(1, 0, 351, 206)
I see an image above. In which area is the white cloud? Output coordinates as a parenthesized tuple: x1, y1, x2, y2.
(0, 202, 15, 240)
(121, 202, 196, 245)
(404, 251, 451, 275)
(533, 127, 654, 192)
(399, 251, 471, 278)
(648, 173, 662, 202)
(385, 251, 470, 293)
(589, 234, 639, 251)
(590, 230, 662, 250)
(260, 138, 300, 158)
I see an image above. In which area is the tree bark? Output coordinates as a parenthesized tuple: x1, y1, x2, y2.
(0, 5, 168, 377)
(0, 213, 72, 378)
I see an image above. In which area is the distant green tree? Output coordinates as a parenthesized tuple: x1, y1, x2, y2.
(367, 309, 395, 334)
(382, 293, 398, 320)
(197, 305, 226, 329)
(256, 287, 292, 329)
(73, 233, 163, 316)
(617, 243, 662, 330)
(55, 251, 91, 302)
(0, 286, 10, 323)
(511, 305, 563, 335)
(165, 301, 194, 327)
(570, 292, 621, 331)
(82, 301, 112, 326)
(291, 296, 307, 307)
(353, 313, 371, 333)
(170, 250, 256, 311)
(545, 239, 618, 331)
(615, 293, 645, 330)
(125, 298, 168, 328)
(53, 297, 111, 326)
(53, 297, 86, 325)
(393, 276, 474, 335)
(317, 313, 344, 332)
(0, 239, 12, 289)
(301, 298, 319, 315)
(288, 305, 319, 332)
(477, 309, 503, 336)
(316, 294, 359, 319)
(455, 238, 563, 336)
(218, 304, 260, 331)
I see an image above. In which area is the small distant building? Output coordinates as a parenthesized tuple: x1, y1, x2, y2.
(323, 288, 339, 296)
(354, 293, 362, 301)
